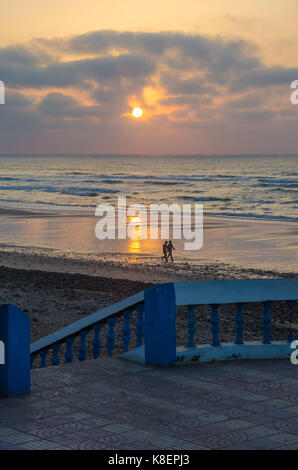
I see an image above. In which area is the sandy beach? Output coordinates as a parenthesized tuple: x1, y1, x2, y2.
(0, 243, 297, 350)
(0, 206, 297, 355)
(0, 206, 297, 276)
(0, 256, 297, 365)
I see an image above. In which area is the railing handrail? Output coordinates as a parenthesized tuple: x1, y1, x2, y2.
(30, 290, 144, 354)
(31, 279, 298, 354)
(28, 278, 298, 369)
(173, 279, 298, 306)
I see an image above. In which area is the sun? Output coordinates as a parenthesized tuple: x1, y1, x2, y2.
(132, 107, 143, 118)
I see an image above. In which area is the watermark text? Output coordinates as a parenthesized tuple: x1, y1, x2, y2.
(290, 340, 298, 365)
(0, 81, 5, 105)
(95, 196, 203, 250)
(290, 80, 298, 105)
(0, 340, 5, 365)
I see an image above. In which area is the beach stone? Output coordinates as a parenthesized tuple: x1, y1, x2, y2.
(33, 312, 39, 322)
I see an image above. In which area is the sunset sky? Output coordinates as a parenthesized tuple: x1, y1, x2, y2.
(0, 0, 298, 154)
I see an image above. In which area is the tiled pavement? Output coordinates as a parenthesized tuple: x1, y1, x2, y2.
(1, 357, 298, 449)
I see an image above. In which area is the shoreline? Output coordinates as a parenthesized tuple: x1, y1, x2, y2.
(1, 203, 298, 224)
(0, 205, 298, 273)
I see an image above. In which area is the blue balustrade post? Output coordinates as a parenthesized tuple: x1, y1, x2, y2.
(262, 301, 272, 344)
(78, 329, 89, 361)
(211, 304, 220, 347)
(51, 343, 61, 366)
(39, 348, 48, 368)
(92, 324, 103, 359)
(106, 317, 117, 356)
(287, 300, 296, 343)
(64, 336, 75, 364)
(144, 283, 176, 367)
(0, 304, 30, 397)
(187, 306, 196, 348)
(122, 310, 132, 353)
(135, 303, 144, 347)
(235, 303, 244, 345)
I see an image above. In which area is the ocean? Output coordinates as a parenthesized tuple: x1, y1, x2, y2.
(0, 154, 297, 221)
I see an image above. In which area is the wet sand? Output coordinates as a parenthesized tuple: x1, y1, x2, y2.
(0, 206, 297, 275)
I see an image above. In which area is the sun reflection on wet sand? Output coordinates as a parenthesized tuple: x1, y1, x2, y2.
(129, 238, 141, 254)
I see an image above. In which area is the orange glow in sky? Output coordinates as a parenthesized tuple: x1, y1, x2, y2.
(1, 0, 297, 155)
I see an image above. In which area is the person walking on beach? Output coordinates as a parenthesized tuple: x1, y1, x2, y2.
(167, 240, 175, 262)
(161, 241, 168, 262)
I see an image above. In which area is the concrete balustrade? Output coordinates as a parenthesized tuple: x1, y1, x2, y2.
(125, 279, 298, 366)
(3, 279, 297, 386)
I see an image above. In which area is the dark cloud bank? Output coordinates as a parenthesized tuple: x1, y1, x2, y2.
(0, 30, 297, 153)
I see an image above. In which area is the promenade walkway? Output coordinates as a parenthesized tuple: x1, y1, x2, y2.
(0, 357, 298, 450)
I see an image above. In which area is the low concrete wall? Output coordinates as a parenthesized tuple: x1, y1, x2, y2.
(121, 341, 293, 365)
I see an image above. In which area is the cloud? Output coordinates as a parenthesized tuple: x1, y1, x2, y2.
(0, 46, 41, 66)
(67, 30, 260, 71)
(1, 53, 155, 89)
(234, 66, 298, 90)
(4, 90, 32, 107)
(37, 92, 102, 118)
(0, 29, 297, 153)
(226, 93, 265, 109)
(159, 73, 214, 96)
(226, 109, 276, 122)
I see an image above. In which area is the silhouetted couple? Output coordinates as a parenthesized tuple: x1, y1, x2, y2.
(161, 240, 175, 262)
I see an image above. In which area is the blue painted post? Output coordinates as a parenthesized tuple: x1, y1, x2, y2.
(262, 301, 272, 344)
(187, 306, 196, 348)
(78, 329, 88, 361)
(287, 300, 296, 343)
(144, 283, 176, 367)
(51, 343, 61, 366)
(92, 324, 103, 359)
(0, 304, 30, 396)
(135, 303, 144, 347)
(211, 304, 220, 347)
(39, 348, 49, 368)
(64, 336, 75, 364)
(122, 310, 132, 353)
(235, 303, 244, 345)
(106, 317, 117, 356)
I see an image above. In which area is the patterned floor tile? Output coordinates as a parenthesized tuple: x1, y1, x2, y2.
(1, 357, 298, 450)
